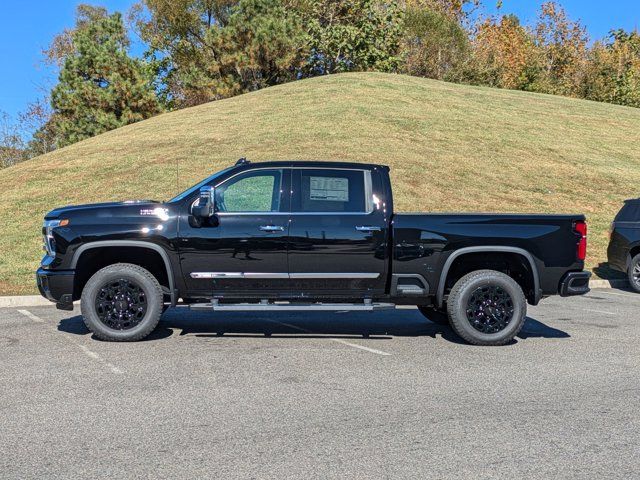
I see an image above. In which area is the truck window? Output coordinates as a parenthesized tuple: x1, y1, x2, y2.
(216, 169, 283, 212)
(294, 169, 373, 213)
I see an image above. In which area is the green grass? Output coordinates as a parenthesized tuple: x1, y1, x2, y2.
(1, 72, 639, 295)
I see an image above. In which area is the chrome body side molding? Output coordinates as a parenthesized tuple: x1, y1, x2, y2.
(190, 272, 380, 279)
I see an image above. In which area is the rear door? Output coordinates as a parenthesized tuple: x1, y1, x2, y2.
(287, 167, 389, 297)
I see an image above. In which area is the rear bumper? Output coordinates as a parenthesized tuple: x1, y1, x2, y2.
(36, 268, 75, 310)
(559, 271, 591, 297)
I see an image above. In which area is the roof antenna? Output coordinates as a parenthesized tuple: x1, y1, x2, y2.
(235, 157, 250, 166)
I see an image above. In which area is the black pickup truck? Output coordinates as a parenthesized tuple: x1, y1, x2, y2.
(37, 160, 590, 345)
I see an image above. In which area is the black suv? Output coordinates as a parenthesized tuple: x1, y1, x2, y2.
(607, 199, 640, 292)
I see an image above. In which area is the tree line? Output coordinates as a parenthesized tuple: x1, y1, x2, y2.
(2, 0, 638, 168)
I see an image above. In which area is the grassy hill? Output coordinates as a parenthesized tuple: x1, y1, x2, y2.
(1, 72, 639, 295)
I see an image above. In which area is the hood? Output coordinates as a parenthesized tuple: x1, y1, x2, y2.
(45, 200, 161, 220)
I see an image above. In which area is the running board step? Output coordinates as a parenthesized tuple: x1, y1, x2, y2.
(189, 300, 396, 312)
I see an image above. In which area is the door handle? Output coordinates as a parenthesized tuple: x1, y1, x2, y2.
(355, 226, 382, 232)
(259, 225, 285, 232)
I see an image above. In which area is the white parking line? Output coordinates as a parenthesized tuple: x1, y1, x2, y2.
(273, 320, 391, 356)
(17, 309, 43, 323)
(330, 338, 392, 356)
(77, 345, 123, 375)
(582, 308, 617, 316)
(18, 309, 123, 375)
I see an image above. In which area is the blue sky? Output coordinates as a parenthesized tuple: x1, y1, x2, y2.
(1, 0, 638, 119)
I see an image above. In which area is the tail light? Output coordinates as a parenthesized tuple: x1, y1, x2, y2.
(574, 220, 587, 261)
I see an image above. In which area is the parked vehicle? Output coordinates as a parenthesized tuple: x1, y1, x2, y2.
(607, 198, 640, 292)
(37, 160, 591, 345)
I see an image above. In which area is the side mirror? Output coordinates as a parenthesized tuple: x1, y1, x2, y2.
(192, 186, 216, 218)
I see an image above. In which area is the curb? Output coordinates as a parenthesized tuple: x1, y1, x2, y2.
(0, 295, 55, 308)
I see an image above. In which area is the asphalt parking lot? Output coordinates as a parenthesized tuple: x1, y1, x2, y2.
(1, 289, 639, 479)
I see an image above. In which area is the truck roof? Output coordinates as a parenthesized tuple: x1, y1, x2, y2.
(232, 160, 390, 171)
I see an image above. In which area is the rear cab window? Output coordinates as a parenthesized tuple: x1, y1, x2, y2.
(292, 168, 374, 213)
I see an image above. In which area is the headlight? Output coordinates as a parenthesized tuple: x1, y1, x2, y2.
(42, 219, 68, 256)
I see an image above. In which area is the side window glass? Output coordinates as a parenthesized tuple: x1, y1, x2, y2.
(296, 169, 373, 213)
(217, 170, 282, 213)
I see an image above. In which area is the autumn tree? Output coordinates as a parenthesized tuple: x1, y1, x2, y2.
(401, 4, 470, 79)
(0, 112, 27, 168)
(581, 30, 640, 108)
(43, 5, 110, 67)
(132, 0, 240, 106)
(532, 1, 589, 96)
(468, 14, 541, 90)
(405, 0, 480, 23)
(51, 5, 163, 147)
(295, 0, 404, 76)
(20, 99, 59, 157)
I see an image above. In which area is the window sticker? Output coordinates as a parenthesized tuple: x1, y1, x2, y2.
(309, 176, 349, 202)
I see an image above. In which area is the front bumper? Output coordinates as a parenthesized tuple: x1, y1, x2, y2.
(36, 268, 75, 310)
(559, 271, 591, 297)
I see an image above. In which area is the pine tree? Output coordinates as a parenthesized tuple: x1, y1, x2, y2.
(51, 8, 162, 147)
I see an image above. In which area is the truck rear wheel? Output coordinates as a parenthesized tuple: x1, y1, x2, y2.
(80, 263, 163, 342)
(446, 270, 526, 346)
(417, 306, 449, 325)
(628, 254, 640, 293)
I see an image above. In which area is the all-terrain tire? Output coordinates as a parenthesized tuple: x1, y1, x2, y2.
(81, 263, 163, 342)
(447, 270, 526, 346)
(417, 306, 449, 325)
(628, 254, 640, 293)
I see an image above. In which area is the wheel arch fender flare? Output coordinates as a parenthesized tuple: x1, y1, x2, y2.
(436, 246, 540, 307)
(71, 240, 177, 306)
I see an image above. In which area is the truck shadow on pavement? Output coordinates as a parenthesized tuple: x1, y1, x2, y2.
(57, 308, 569, 345)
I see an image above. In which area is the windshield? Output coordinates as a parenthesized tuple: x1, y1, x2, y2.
(168, 167, 235, 202)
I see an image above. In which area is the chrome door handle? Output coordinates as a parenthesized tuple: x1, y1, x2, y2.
(355, 226, 382, 232)
(259, 225, 285, 232)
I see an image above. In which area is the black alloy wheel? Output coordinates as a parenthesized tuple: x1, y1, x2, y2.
(465, 285, 514, 334)
(95, 278, 148, 330)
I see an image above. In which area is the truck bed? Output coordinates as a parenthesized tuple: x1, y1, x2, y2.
(392, 213, 585, 302)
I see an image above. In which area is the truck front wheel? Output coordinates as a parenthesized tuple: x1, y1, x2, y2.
(80, 263, 164, 342)
(446, 270, 526, 346)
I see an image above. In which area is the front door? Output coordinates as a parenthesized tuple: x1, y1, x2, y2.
(179, 168, 291, 297)
(287, 167, 389, 298)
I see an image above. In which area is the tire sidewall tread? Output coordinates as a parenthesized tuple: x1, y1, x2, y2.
(628, 254, 640, 293)
(80, 263, 163, 342)
(447, 269, 527, 346)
